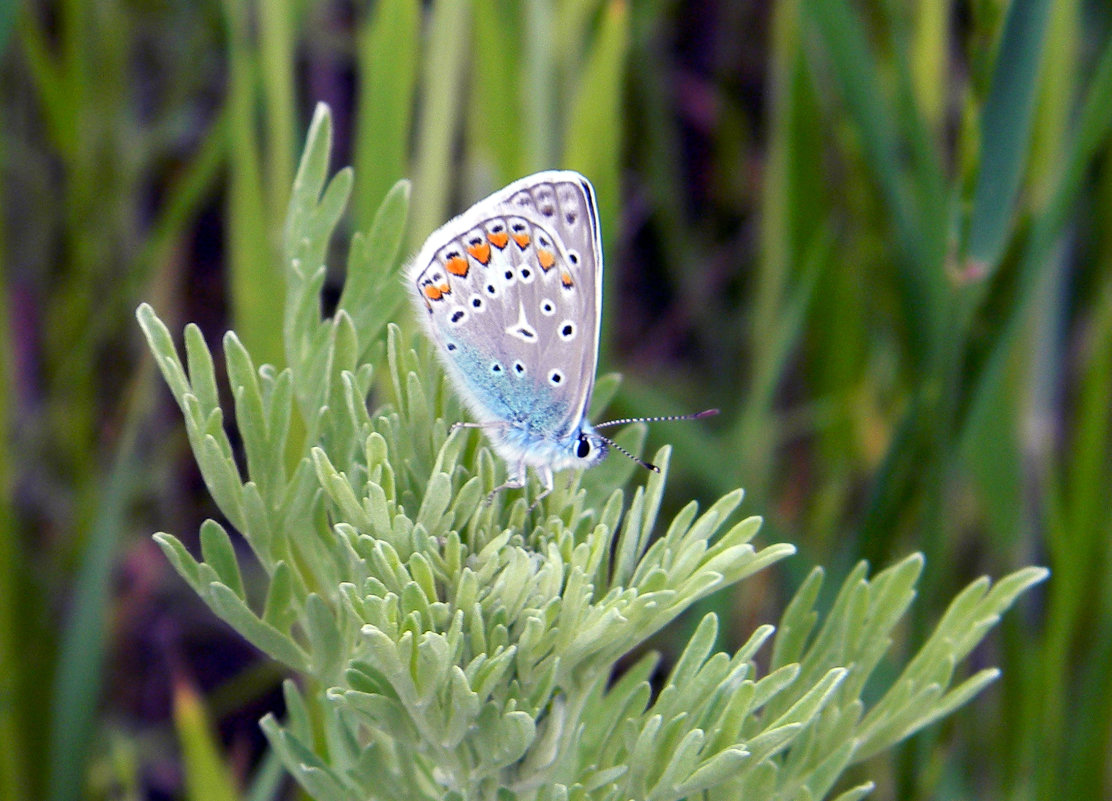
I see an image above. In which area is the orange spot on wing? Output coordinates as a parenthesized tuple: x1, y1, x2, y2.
(537, 248, 556, 271)
(512, 232, 531, 249)
(446, 256, 469, 277)
(487, 231, 509, 249)
(438, 283, 451, 295)
(467, 242, 491, 264)
(561, 271, 574, 288)
(424, 284, 443, 301)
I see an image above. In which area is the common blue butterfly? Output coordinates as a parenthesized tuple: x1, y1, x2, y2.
(407, 171, 715, 503)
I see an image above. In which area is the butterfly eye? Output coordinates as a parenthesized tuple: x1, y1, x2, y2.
(576, 435, 591, 459)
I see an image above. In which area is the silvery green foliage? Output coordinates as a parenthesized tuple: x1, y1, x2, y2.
(137, 104, 1046, 801)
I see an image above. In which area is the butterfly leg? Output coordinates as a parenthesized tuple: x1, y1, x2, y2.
(450, 421, 490, 435)
(484, 461, 528, 506)
(525, 467, 555, 513)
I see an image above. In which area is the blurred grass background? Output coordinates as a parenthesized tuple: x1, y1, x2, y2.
(1, 0, 1110, 799)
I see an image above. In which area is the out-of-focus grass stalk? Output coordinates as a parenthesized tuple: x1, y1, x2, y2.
(804, 0, 946, 576)
(1001, 224, 1112, 801)
(81, 109, 229, 355)
(259, 0, 298, 216)
(0, 130, 30, 801)
(353, 0, 420, 231)
(563, 0, 628, 224)
(1028, 0, 1079, 207)
(1037, 266, 1112, 800)
(470, 0, 525, 185)
(957, 2, 1079, 555)
(10, 3, 232, 797)
(565, 0, 629, 360)
(173, 681, 242, 801)
(17, 4, 74, 158)
(408, 0, 472, 248)
(960, 34, 1112, 473)
(0, 0, 15, 53)
(911, 0, 949, 130)
(964, 17, 1112, 801)
(964, 0, 1053, 274)
(20, 0, 110, 482)
(243, 750, 286, 801)
(978, 30, 1112, 799)
(224, 0, 285, 369)
(742, 0, 804, 508)
(523, 0, 557, 171)
(556, 0, 603, 73)
(806, 0, 943, 363)
(47, 366, 153, 801)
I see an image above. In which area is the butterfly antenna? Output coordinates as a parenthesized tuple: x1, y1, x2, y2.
(594, 408, 719, 430)
(597, 434, 660, 473)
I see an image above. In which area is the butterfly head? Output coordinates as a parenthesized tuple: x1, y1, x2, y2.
(571, 428, 609, 468)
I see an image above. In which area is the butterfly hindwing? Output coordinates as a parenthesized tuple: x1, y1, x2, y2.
(409, 172, 601, 441)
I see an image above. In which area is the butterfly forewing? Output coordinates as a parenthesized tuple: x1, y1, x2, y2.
(409, 172, 601, 441)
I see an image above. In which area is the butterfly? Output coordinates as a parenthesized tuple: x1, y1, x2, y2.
(407, 171, 715, 504)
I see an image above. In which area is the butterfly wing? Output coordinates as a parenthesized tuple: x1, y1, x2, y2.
(407, 171, 602, 442)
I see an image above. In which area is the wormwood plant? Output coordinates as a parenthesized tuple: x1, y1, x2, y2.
(138, 106, 1046, 800)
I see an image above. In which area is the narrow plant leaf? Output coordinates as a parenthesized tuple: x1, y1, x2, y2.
(965, 0, 1054, 271)
(173, 681, 241, 801)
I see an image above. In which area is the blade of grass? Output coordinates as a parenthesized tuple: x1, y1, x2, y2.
(408, 0, 473, 249)
(563, 0, 628, 251)
(244, 747, 287, 801)
(555, 0, 606, 73)
(77, 106, 229, 358)
(964, 0, 1053, 273)
(0, 143, 30, 801)
(1031, 267, 1112, 800)
(956, 34, 1112, 795)
(739, 227, 832, 502)
(47, 361, 154, 801)
(959, 33, 1112, 466)
(911, 0, 949, 130)
(0, 0, 15, 55)
(224, 0, 284, 368)
(743, 0, 824, 505)
(522, 0, 558, 170)
(564, 0, 630, 362)
(470, 0, 525, 183)
(16, 5, 76, 158)
(259, 0, 299, 215)
(1027, 0, 1080, 207)
(173, 680, 243, 801)
(353, 0, 420, 231)
(804, 0, 945, 366)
